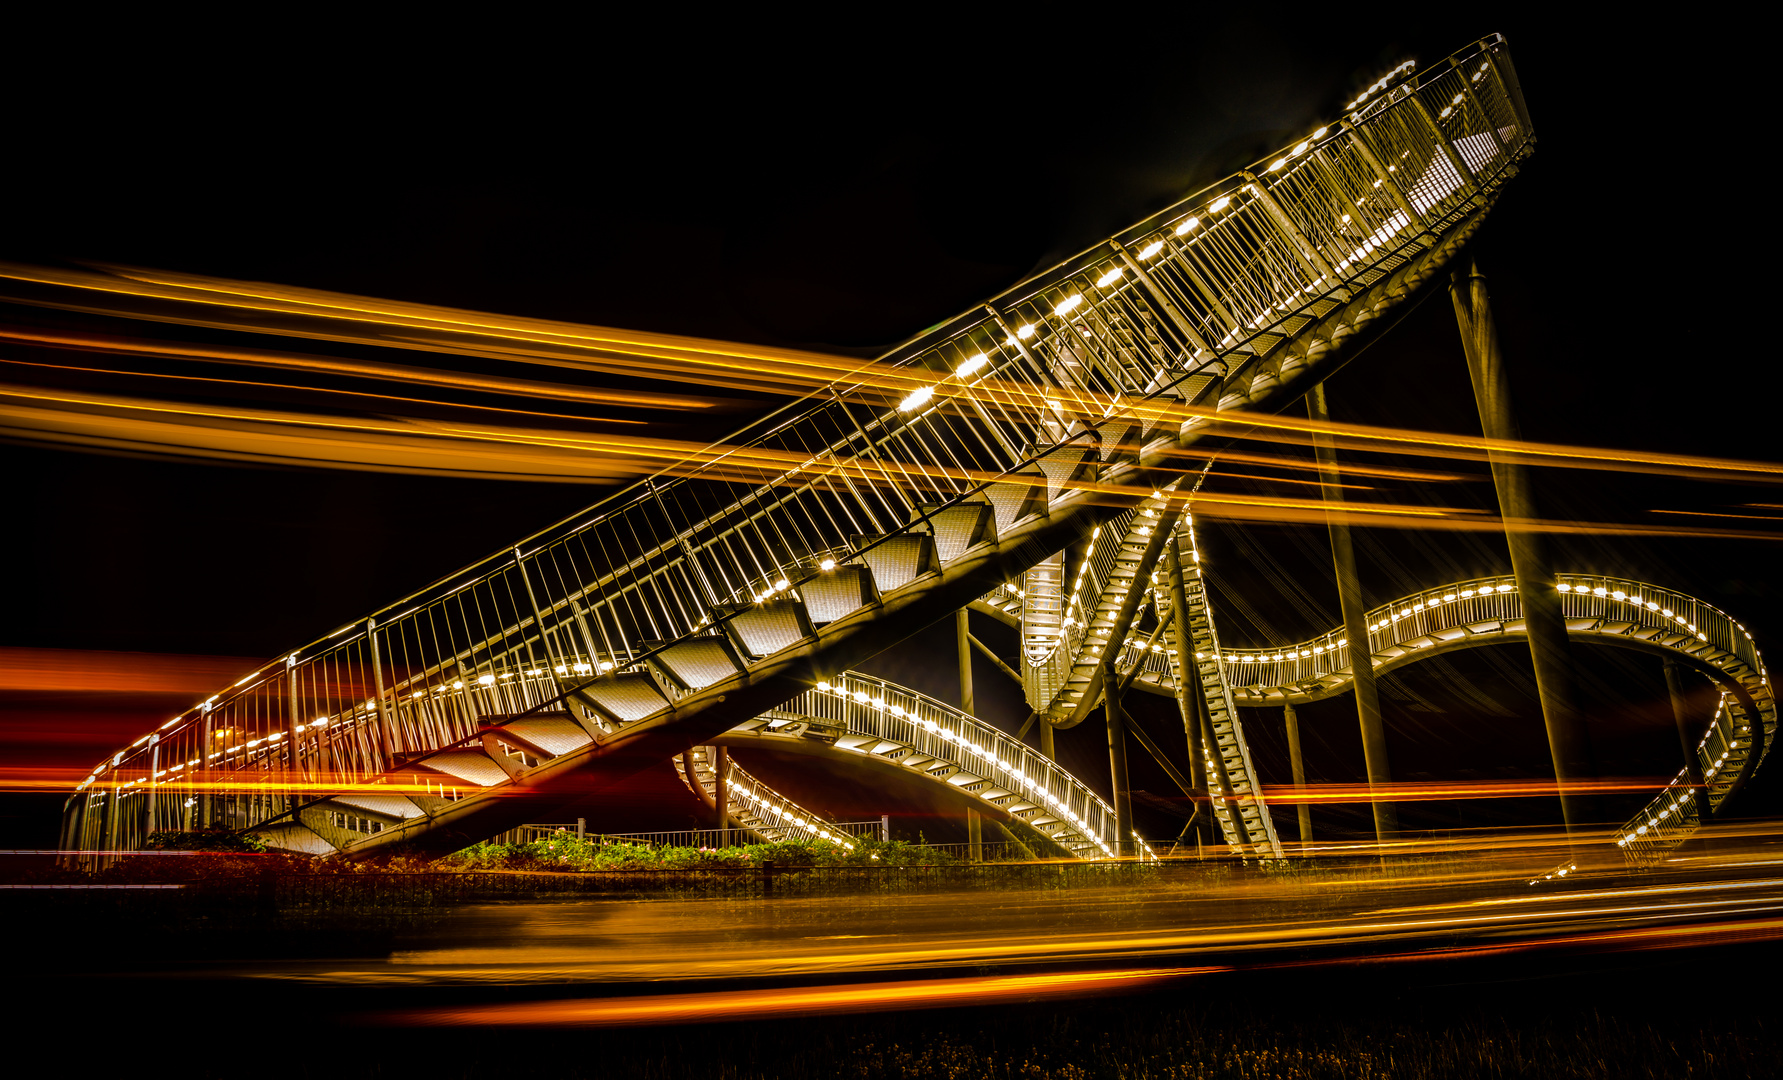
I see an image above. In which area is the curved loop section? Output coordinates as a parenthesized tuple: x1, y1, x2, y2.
(1115, 573, 1772, 860)
(673, 748, 860, 847)
(753, 672, 1143, 860)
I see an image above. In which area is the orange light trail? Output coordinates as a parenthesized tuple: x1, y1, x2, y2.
(363, 916, 1783, 1027)
(4, 380, 1771, 539)
(0, 327, 733, 410)
(1253, 778, 1675, 804)
(0, 647, 264, 694)
(373, 967, 1220, 1027)
(5, 261, 1777, 488)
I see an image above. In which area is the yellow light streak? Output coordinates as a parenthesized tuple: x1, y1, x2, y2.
(0, 327, 731, 410)
(4, 261, 1777, 489)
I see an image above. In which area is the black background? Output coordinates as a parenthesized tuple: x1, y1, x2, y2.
(3, 9, 1772, 845)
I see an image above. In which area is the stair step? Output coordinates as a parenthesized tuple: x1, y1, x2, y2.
(797, 564, 878, 624)
(1096, 416, 1139, 465)
(422, 750, 509, 787)
(1035, 445, 1093, 500)
(850, 533, 941, 593)
(984, 470, 1047, 533)
(910, 501, 997, 561)
(569, 673, 671, 725)
(713, 598, 816, 658)
(503, 714, 594, 756)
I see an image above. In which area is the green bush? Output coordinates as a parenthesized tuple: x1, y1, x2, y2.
(145, 828, 268, 853)
(437, 834, 958, 873)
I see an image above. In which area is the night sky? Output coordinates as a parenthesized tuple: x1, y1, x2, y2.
(4, 13, 1772, 847)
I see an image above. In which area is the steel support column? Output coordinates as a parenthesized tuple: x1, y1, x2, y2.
(1284, 702, 1313, 848)
(366, 618, 395, 772)
(1452, 261, 1597, 832)
(1307, 381, 1397, 846)
(145, 736, 160, 839)
(1665, 660, 1712, 826)
(287, 655, 304, 792)
(199, 702, 213, 828)
(714, 745, 730, 844)
(956, 609, 975, 717)
(1104, 658, 1135, 857)
(966, 805, 983, 863)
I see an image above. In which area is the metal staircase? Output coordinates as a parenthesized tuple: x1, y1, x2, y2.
(63, 34, 1536, 861)
(718, 671, 1135, 859)
(1171, 517, 1285, 858)
(671, 748, 858, 847)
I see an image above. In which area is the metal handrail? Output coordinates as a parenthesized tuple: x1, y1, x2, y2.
(672, 748, 865, 847)
(66, 34, 1532, 857)
(796, 671, 1148, 860)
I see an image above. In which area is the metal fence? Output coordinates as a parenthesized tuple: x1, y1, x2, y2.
(511, 820, 889, 849)
(63, 35, 1533, 858)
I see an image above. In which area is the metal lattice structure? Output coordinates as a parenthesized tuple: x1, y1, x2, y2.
(64, 34, 1544, 862)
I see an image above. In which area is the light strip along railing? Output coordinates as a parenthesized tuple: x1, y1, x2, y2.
(1613, 690, 1729, 864)
(1111, 573, 1772, 861)
(65, 34, 1531, 856)
(1031, 494, 1178, 719)
(673, 747, 862, 848)
(1143, 577, 1768, 717)
(800, 671, 1149, 860)
(1023, 508, 1136, 709)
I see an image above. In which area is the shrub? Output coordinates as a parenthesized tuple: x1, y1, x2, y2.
(145, 828, 267, 853)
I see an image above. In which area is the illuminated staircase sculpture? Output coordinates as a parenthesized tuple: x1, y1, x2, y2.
(63, 35, 1543, 861)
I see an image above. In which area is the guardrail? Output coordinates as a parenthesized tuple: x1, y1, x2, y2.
(511, 820, 889, 849)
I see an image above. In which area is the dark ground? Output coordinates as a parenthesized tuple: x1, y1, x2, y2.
(20, 935, 1776, 1079)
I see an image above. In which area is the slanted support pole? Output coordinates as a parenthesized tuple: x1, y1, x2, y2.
(956, 609, 975, 716)
(988, 816, 1035, 860)
(1039, 717, 1055, 760)
(1307, 382, 1397, 846)
(968, 634, 1023, 687)
(1664, 660, 1711, 825)
(1284, 703, 1313, 848)
(1104, 658, 1135, 857)
(1452, 261, 1597, 833)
